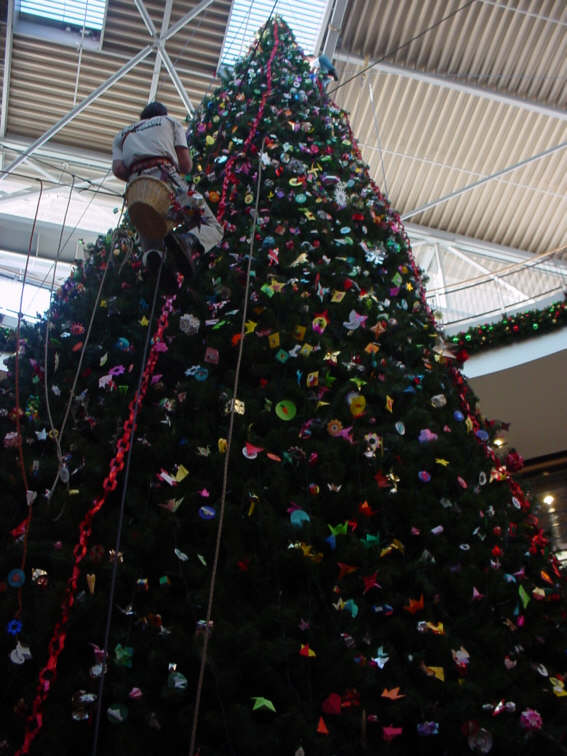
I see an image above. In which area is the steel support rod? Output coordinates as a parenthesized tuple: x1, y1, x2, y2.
(133, 0, 158, 37)
(158, 46, 194, 114)
(401, 141, 567, 220)
(162, 0, 215, 42)
(445, 244, 535, 304)
(321, 0, 349, 60)
(333, 51, 567, 122)
(0, 0, 15, 140)
(149, 0, 173, 102)
(1, 44, 154, 181)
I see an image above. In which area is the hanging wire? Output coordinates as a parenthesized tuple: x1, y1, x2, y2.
(41, 177, 77, 492)
(48, 202, 127, 508)
(188, 133, 267, 756)
(328, 0, 478, 95)
(0, 163, 122, 197)
(60, 167, 114, 256)
(0, 165, 122, 200)
(365, 75, 389, 198)
(72, 1, 89, 107)
(91, 255, 168, 756)
(12, 179, 44, 620)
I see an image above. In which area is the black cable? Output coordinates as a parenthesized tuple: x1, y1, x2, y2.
(329, 0, 479, 94)
(90, 255, 166, 756)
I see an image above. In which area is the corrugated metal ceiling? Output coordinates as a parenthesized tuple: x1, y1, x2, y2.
(0, 0, 565, 261)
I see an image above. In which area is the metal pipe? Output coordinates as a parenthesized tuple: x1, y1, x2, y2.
(133, 0, 158, 37)
(333, 51, 567, 122)
(479, 0, 567, 26)
(321, 0, 349, 60)
(0, 0, 15, 140)
(1, 44, 154, 181)
(149, 0, 173, 102)
(401, 141, 567, 220)
(162, 0, 215, 42)
(445, 244, 535, 304)
(158, 47, 194, 114)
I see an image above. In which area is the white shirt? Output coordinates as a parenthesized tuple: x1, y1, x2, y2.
(112, 115, 187, 170)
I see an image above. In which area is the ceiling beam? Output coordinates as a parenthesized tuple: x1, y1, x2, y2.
(0, 0, 15, 144)
(333, 51, 567, 122)
(0, 136, 113, 173)
(321, 0, 349, 60)
(402, 141, 567, 220)
(0, 44, 154, 181)
(479, 0, 567, 26)
(162, 0, 216, 43)
(158, 46, 195, 114)
(444, 244, 535, 305)
(148, 0, 173, 102)
(133, 0, 158, 38)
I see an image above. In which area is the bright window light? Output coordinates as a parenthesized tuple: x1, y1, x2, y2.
(0, 278, 53, 324)
(19, 0, 107, 31)
(219, 0, 331, 68)
(0, 250, 73, 326)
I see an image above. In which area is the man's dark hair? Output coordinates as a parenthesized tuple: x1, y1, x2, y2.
(140, 101, 168, 120)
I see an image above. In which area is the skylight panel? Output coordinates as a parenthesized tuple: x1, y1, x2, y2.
(219, 0, 331, 69)
(19, 0, 107, 32)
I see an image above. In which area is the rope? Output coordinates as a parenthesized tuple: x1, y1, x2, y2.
(188, 141, 266, 755)
(328, 0, 478, 95)
(12, 180, 44, 621)
(16, 276, 177, 756)
(48, 203, 127, 505)
(217, 15, 278, 224)
(60, 168, 114, 257)
(42, 177, 76, 493)
(91, 257, 173, 756)
(188, 23, 278, 754)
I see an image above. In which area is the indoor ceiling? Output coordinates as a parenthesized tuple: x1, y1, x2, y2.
(0, 0, 565, 265)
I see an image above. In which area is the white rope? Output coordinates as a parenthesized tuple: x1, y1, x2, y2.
(188, 137, 266, 756)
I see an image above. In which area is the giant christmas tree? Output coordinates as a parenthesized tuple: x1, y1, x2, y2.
(1, 18, 566, 756)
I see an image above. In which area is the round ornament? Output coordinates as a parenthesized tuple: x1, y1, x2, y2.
(8, 569, 25, 588)
(275, 400, 296, 421)
(199, 505, 216, 520)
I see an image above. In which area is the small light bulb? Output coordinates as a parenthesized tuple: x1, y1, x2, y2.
(493, 438, 505, 448)
(543, 495, 555, 506)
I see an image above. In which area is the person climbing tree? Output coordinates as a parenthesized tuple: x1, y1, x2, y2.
(112, 101, 223, 277)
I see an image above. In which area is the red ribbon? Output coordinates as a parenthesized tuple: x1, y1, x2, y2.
(16, 294, 176, 755)
(217, 21, 280, 224)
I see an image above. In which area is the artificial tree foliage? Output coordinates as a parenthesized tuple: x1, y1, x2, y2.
(1, 18, 565, 756)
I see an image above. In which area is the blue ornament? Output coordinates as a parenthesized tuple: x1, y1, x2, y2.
(290, 509, 310, 527)
(8, 569, 25, 588)
(6, 618, 22, 635)
(115, 337, 131, 352)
